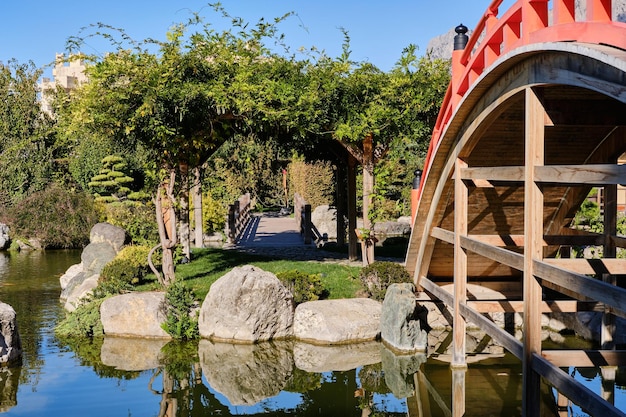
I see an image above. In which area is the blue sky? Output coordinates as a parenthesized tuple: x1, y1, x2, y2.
(0, 1, 493, 76)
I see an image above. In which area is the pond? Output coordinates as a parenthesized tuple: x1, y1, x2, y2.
(0, 250, 624, 416)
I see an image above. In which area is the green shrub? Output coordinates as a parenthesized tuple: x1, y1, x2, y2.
(55, 297, 105, 338)
(103, 202, 158, 246)
(97, 245, 152, 297)
(276, 270, 328, 305)
(8, 184, 99, 248)
(161, 280, 199, 340)
(359, 261, 411, 301)
(202, 193, 226, 234)
(288, 157, 334, 209)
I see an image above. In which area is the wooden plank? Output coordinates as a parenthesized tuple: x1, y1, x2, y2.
(453, 158, 468, 367)
(542, 350, 626, 367)
(523, 86, 544, 416)
(459, 302, 523, 359)
(533, 353, 626, 417)
(467, 233, 605, 246)
(460, 235, 525, 270)
(461, 166, 524, 182)
(431, 226, 454, 244)
(467, 300, 598, 313)
(542, 258, 626, 275)
(534, 164, 626, 185)
(534, 259, 626, 316)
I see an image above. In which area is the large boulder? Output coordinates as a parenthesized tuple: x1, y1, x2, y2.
(293, 298, 382, 344)
(198, 265, 294, 342)
(311, 205, 339, 240)
(381, 283, 429, 353)
(60, 223, 125, 311)
(90, 222, 127, 252)
(100, 292, 171, 339)
(199, 339, 294, 405)
(0, 224, 9, 250)
(0, 302, 21, 365)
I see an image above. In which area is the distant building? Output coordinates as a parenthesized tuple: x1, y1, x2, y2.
(39, 53, 87, 114)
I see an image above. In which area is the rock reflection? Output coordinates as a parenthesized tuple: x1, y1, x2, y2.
(198, 339, 294, 405)
(294, 340, 381, 372)
(381, 346, 426, 399)
(0, 366, 20, 412)
(100, 336, 168, 371)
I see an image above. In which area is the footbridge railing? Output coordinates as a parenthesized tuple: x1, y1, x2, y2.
(227, 193, 252, 244)
(422, 0, 626, 197)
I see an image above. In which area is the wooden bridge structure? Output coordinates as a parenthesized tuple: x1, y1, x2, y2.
(406, 0, 626, 415)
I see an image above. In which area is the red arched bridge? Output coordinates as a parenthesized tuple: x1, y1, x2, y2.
(406, 0, 626, 415)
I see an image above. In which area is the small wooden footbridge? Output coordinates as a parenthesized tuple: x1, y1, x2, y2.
(406, 0, 626, 415)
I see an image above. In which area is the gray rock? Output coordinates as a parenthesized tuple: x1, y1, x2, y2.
(0, 302, 21, 365)
(100, 292, 171, 339)
(381, 284, 429, 353)
(293, 340, 381, 372)
(311, 205, 339, 240)
(59, 263, 83, 290)
(81, 242, 117, 275)
(373, 221, 411, 237)
(100, 336, 168, 371)
(0, 224, 9, 250)
(198, 265, 294, 342)
(63, 273, 99, 312)
(199, 339, 294, 405)
(90, 222, 127, 252)
(293, 298, 381, 344)
(59, 223, 123, 311)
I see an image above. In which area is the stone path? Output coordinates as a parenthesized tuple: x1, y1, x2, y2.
(228, 212, 403, 266)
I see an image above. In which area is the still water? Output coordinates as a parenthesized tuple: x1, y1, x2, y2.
(0, 250, 623, 416)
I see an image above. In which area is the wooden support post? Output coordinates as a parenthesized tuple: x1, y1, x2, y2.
(601, 366, 617, 405)
(451, 368, 466, 417)
(453, 158, 468, 368)
(227, 204, 235, 244)
(336, 161, 347, 246)
(603, 183, 617, 349)
(303, 204, 312, 244)
(523, 86, 544, 417)
(348, 155, 358, 261)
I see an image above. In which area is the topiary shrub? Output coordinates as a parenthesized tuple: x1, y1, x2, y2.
(161, 280, 199, 341)
(359, 261, 411, 301)
(96, 245, 152, 297)
(276, 270, 328, 305)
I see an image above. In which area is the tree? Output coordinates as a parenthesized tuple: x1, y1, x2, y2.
(0, 60, 56, 207)
(63, 7, 308, 285)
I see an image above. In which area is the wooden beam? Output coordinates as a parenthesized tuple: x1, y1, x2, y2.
(467, 299, 599, 313)
(461, 166, 524, 182)
(453, 158, 468, 367)
(542, 258, 626, 276)
(534, 164, 626, 185)
(523, 86, 544, 416)
(459, 302, 523, 359)
(542, 350, 626, 367)
(460, 235, 524, 270)
(534, 259, 626, 315)
(431, 226, 454, 244)
(533, 353, 626, 417)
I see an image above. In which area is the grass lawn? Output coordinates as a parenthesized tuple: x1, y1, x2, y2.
(138, 247, 365, 301)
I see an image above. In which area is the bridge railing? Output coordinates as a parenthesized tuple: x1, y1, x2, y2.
(227, 193, 252, 244)
(422, 0, 623, 195)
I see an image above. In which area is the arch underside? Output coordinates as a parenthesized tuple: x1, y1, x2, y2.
(407, 43, 626, 298)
